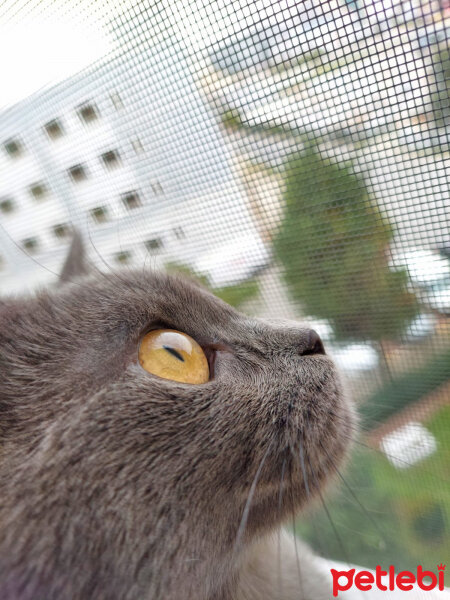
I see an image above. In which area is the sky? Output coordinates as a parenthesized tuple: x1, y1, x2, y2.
(0, 0, 117, 110)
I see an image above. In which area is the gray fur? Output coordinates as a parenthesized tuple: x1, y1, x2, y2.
(0, 242, 354, 599)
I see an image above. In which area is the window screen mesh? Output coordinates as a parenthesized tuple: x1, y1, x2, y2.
(0, 0, 449, 577)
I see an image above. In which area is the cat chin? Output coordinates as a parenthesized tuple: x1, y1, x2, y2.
(234, 396, 355, 540)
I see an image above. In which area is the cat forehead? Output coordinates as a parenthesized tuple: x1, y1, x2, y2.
(3, 270, 310, 350)
(50, 268, 240, 336)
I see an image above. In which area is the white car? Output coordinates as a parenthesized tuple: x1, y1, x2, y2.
(390, 249, 450, 315)
(426, 277, 450, 315)
(403, 313, 438, 340)
(328, 343, 379, 373)
(303, 318, 379, 373)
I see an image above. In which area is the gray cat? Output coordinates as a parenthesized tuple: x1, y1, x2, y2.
(0, 234, 355, 599)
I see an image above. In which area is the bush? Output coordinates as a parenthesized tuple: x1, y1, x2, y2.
(164, 262, 259, 309)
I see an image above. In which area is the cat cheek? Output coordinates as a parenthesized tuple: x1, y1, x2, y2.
(210, 350, 238, 379)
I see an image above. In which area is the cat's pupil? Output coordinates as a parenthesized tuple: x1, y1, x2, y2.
(163, 346, 185, 362)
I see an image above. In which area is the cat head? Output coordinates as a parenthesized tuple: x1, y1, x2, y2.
(0, 235, 355, 599)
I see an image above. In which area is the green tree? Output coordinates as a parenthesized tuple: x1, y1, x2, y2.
(430, 47, 450, 125)
(274, 149, 418, 342)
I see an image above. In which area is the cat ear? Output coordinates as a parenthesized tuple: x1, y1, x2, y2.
(59, 229, 90, 284)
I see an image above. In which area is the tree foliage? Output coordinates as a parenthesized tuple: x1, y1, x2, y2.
(431, 47, 450, 124)
(274, 149, 418, 342)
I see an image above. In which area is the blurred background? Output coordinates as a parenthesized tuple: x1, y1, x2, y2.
(0, 0, 448, 578)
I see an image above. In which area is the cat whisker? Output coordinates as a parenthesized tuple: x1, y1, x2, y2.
(232, 444, 271, 555)
(318, 439, 386, 543)
(304, 453, 368, 600)
(0, 220, 107, 292)
(86, 221, 123, 284)
(142, 248, 154, 274)
(277, 457, 286, 598)
(297, 438, 326, 560)
(184, 558, 202, 562)
(299, 438, 310, 498)
(288, 464, 305, 599)
(85, 220, 151, 301)
(355, 437, 447, 474)
(329, 418, 449, 477)
(0, 221, 72, 285)
(321, 406, 447, 472)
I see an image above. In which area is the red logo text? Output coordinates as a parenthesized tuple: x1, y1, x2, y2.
(331, 564, 446, 597)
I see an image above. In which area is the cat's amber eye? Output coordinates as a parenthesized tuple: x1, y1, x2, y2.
(138, 329, 209, 384)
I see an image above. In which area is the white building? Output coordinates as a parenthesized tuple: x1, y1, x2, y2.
(0, 45, 262, 293)
(196, 0, 449, 249)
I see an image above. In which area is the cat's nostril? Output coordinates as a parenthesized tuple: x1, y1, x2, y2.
(301, 329, 325, 356)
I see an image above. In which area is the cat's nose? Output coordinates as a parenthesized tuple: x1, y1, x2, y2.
(300, 329, 325, 356)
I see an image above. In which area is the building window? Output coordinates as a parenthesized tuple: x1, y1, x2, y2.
(22, 237, 39, 253)
(144, 238, 164, 252)
(151, 181, 164, 195)
(90, 206, 109, 224)
(29, 182, 48, 200)
(131, 137, 144, 154)
(110, 92, 124, 110)
(77, 102, 99, 124)
(121, 191, 142, 210)
(44, 119, 64, 140)
(53, 223, 71, 239)
(68, 164, 88, 182)
(115, 250, 132, 265)
(173, 227, 185, 240)
(0, 198, 15, 214)
(100, 149, 121, 169)
(4, 138, 23, 158)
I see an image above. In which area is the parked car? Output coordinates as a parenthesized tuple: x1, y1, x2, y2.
(403, 313, 438, 341)
(390, 249, 450, 315)
(303, 317, 379, 373)
(426, 276, 450, 315)
(328, 342, 379, 373)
